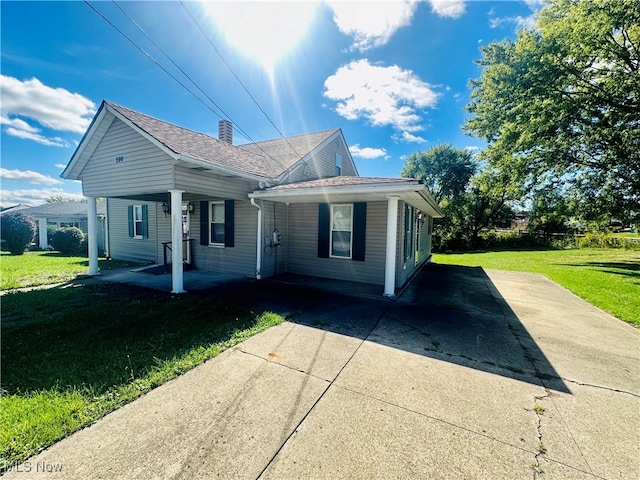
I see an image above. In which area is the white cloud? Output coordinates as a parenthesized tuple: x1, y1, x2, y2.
(464, 145, 481, 154)
(0, 167, 62, 185)
(0, 75, 95, 146)
(326, 0, 419, 51)
(489, 14, 537, 30)
(4, 127, 70, 147)
(429, 0, 466, 19)
(349, 144, 387, 159)
(0, 188, 84, 207)
(324, 59, 438, 142)
(394, 131, 427, 144)
(0, 115, 39, 133)
(54, 163, 67, 169)
(522, 0, 544, 8)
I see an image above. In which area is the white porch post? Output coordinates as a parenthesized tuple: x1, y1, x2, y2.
(87, 196, 99, 276)
(384, 196, 399, 297)
(169, 189, 185, 294)
(38, 218, 48, 249)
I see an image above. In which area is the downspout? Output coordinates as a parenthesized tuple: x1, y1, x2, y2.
(251, 198, 262, 279)
(104, 198, 110, 258)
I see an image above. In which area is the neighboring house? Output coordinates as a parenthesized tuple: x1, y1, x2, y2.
(0, 204, 30, 214)
(62, 101, 443, 296)
(6, 202, 107, 252)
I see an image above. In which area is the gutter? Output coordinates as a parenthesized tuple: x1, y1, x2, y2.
(248, 181, 424, 200)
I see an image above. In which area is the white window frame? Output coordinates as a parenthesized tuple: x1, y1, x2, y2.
(336, 153, 342, 176)
(330, 203, 353, 259)
(209, 201, 225, 246)
(133, 205, 144, 239)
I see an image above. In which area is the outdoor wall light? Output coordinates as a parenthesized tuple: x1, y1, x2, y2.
(162, 202, 170, 217)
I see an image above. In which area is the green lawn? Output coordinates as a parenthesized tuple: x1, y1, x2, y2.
(0, 250, 144, 290)
(1, 268, 283, 470)
(435, 248, 639, 327)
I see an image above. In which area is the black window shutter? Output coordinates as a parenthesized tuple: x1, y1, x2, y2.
(317, 203, 330, 258)
(224, 200, 234, 248)
(141, 205, 148, 239)
(200, 201, 209, 245)
(127, 205, 134, 238)
(352, 202, 367, 261)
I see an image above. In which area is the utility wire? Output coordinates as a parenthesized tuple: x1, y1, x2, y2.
(179, 1, 305, 161)
(111, 1, 235, 130)
(83, 1, 225, 122)
(112, 0, 275, 155)
(85, 0, 288, 176)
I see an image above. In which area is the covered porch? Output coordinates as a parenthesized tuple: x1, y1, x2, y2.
(84, 189, 199, 294)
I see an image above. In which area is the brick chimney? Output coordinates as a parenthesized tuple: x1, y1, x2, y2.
(218, 119, 233, 145)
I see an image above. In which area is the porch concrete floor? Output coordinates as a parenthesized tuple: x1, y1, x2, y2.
(88, 267, 389, 299)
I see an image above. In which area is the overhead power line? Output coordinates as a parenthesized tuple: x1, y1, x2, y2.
(84, 0, 289, 175)
(178, 0, 305, 161)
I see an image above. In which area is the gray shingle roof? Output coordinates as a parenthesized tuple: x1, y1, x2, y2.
(21, 201, 106, 216)
(262, 176, 418, 191)
(106, 102, 338, 180)
(238, 129, 339, 175)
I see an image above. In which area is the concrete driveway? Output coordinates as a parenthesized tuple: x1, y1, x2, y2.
(5, 264, 638, 479)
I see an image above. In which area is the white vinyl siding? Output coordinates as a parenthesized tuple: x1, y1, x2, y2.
(81, 119, 175, 197)
(174, 166, 257, 200)
(107, 198, 158, 263)
(287, 136, 357, 182)
(190, 198, 256, 277)
(260, 201, 288, 278)
(287, 202, 386, 285)
(398, 202, 433, 287)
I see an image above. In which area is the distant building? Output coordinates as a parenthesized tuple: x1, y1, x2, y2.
(4, 202, 107, 253)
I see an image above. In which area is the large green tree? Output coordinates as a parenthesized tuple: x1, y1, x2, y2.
(465, 0, 640, 219)
(401, 144, 476, 203)
(402, 144, 516, 249)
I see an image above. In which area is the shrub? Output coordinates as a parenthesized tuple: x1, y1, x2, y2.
(569, 232, 640, 250)
(0, 212, 36, 255)
(50, 227, 85, 255)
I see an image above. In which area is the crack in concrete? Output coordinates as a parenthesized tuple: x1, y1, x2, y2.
(254, 301, 396, 480)
(333, 383, 606, 479)
(237, 348, 330, 383)
(562, 378, 640, 398)
(532, 391, 550, 479)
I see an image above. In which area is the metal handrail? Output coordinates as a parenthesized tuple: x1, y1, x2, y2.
(162, 239, 193, 273)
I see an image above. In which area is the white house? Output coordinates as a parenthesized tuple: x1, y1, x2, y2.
(62, 101, 443, 296)
(12, 202, 107, 252)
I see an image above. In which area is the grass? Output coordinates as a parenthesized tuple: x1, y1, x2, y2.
(0, 250, 144, 290)
(1, 282, 283, 470)
(435, 248, 640, 327)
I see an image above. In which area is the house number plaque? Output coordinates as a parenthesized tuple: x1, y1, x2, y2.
(115, 155, 124, 163)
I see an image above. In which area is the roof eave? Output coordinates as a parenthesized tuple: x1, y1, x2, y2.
(177, 154, 274, 183)
(274, 129, 341, 183)
(249, 180, 444, 218)
(249, 180, 423, 200)
(61, 102, 108, 180)
(418, 190, 445, 218)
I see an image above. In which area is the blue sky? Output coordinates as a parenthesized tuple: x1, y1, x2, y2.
(1, 0, 541, 207)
